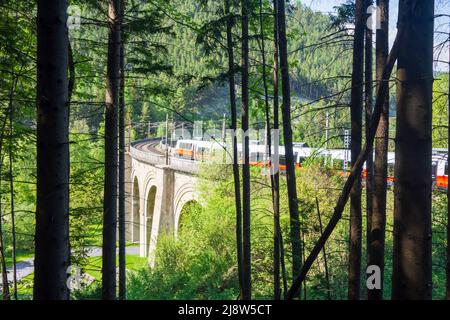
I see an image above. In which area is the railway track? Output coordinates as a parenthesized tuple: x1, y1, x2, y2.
(133, 139, 164, 155)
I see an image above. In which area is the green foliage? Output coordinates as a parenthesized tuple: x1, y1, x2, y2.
(69, 120, 104, 267)
(329, 0, 355, 29)
(126, 163, 348, 299)
(0, 1, 37, 261)
(71, 282, 102, 300)
(431, 192, 449, 299)
(127, 165, 238, 299)
(432, 72, 449, 149)
(125, 158, 450, 300)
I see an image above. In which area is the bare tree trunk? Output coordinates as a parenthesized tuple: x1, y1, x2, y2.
(102, 0, 121, 300)
(272, 0, 281, 301)
(0, 211, 8, 300)
(66, 36, 75, 302)
(9, 87, 17, 300)
(368, 0, 389, 301)
(118, 0, 126, 301)
(34, 0, 70, 300)
(5, 64, 20, 300)
(287, 27, 403, 300)
(277, 0, 302, 292)
(273, 17, 288, 294)
(316, 197, 331, 300)
(447, 34, 450, 301)
(241, 0, 251, 300)
(279, 224, 288, 298)
(348, 0, 365, 300)
(0, 63, 21, 301)
(257, 0, 284, 300)
(364, 0, 374, 270)
(0, 137, 10, 300)
(225, 0, 243, 298)
(392, 0, 434, 300)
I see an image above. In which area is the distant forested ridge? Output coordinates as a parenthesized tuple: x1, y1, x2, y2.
(144, 1, 353, 125)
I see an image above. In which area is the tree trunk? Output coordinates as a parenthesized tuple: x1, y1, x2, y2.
(316, 197, 331, 300)
(6, 64, 20, 300)
(0, 145, 9, 300)
(447, 34, 450, 301)
(272, 0, 281, 300)
(0, 211, 8, 300)
(34, 0, 70, 300)
(287, 27, 403, 300)
(241, 0, 251, 300)
(273, 8, 288, 294)
(392, 0, 434, 300)
(0, 63, 21, 301)
(102, 0, 121, 300)
(225, 0, 244, 298)
(277, 0, 302, 292)
(348, 0, 365, 300)
(257, 0, 281, 300)
(118, 0, 126, 301)
(368, 0, 389, 301)
(364, 0, 374, 266)
(9, 87, 17, 300)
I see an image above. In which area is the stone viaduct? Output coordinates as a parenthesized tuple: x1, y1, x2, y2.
(126, 139, 200, 265)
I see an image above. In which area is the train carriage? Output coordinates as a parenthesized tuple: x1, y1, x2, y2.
(171, 138, 449, 190)
(174, 140, 195, 160)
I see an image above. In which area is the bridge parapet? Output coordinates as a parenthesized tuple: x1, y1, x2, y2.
(130, 142, 165, 166)
(168, 157, 199, 174)
(130, 139, 200, 174)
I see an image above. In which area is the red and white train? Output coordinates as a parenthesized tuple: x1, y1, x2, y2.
(172, 139, 449, 189)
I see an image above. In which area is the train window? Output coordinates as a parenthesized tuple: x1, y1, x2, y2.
(279, 155, 286, 166)
(445, 163, 448, 176)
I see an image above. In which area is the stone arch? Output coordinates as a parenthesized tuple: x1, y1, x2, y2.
(142, 171, 156, 193)
(132, 176, 140, 243)
(145, 185, 157, 256)
(173, 182, 197, 235)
